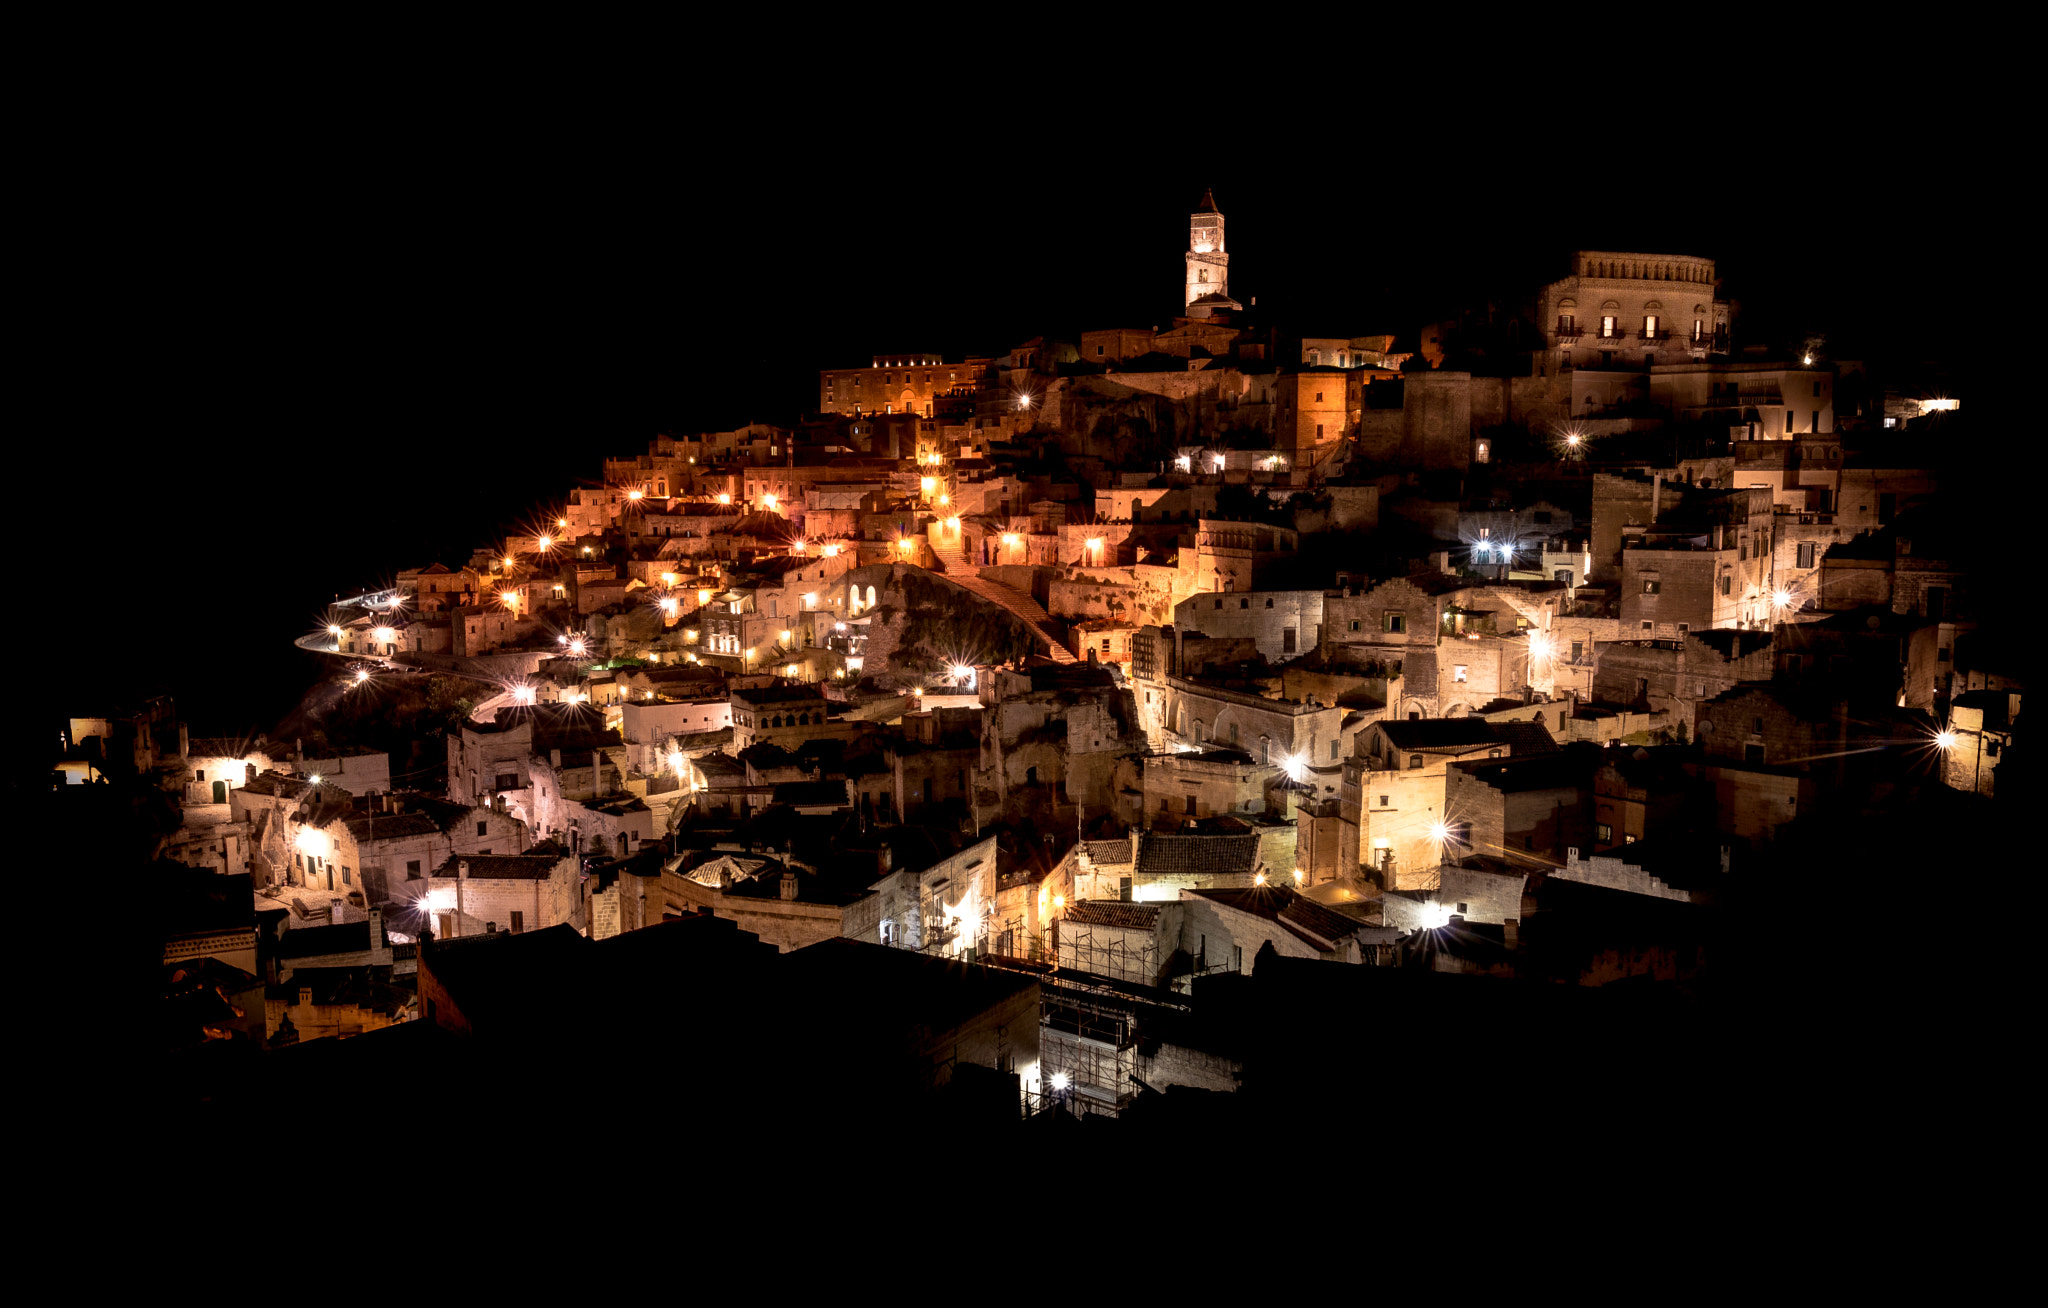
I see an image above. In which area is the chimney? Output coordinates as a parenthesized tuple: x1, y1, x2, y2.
(329, 898, 342, 922)
(1503, 918, 1519, 949)
(780, 872, 799, 901)
(369, 906, 383, 948)
(550, 748, 563, 769)
(1650, 474, 1662, 523)
(459, 860, 471, 880)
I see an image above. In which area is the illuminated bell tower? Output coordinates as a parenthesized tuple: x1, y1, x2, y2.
(1184, 187, 1239, 316)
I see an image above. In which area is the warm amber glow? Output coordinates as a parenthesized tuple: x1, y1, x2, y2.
(1086, 537, 1103, 551)
(537, 536, 553, 551)
(822, 544, 839, 557)
(898, 539, 914, 553)
(1002, 533, 1020, 546)
(661, 573, 677, 587)
(327, 624, 342, 636)
(921, 477, 936, 493)
(717, 493, 731, 505)
(373, 626, 395, 645)
(660, 597, 679, 614)
(699, 589, 713, 604)
(628, 489, 645, 500)
(503, 556, 516, 570)
(780, 630, 792, 642)
(763, 493, 778, 508)
(1936, 731, 1957, 749)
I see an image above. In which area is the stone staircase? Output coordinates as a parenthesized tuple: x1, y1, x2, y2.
(921, 555, 1076, 663)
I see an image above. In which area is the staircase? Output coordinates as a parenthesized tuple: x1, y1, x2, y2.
(919, 558, 1076, 663)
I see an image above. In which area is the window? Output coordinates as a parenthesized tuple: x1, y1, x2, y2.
(1453, 665, 1468, 682)
(1378, 795, 1389, 807)
(1349, 619, 1362, 632)
(1597, 823, 1614, 843)
(342, 866, 352, 885)
(1457, 902, 1469, 915)
(1382, 613, 1405, 633)
(406, 860, 421, 879)
(1642, 621, 1653, 630)
(1265, 598, 1274, 608)
(1330, 739, 1340, 760)
(1642, 579, 1661, 594)
(1283, 628, 1297, 653)
(1185, 794, 1197, 814)
(510, 911, 524, 933)
(477, 820, 488, 836)
(1797, 542, 1816, 569)
(1678, 623, 1690, 634)
(1644, 314, 1660, 337)
(1408, 755, 1423, 770)
(1721, 575, 1733, 596)
(1215, 599, 1223, 609)
(1744, 743, 1765, 763)
(1600, 315, 1618, 338)
(1240, 598, 1249, 609)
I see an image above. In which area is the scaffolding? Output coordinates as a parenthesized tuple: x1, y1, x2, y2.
(1051, 923, 1157, 989)
(1039, 980, 1140, 1118)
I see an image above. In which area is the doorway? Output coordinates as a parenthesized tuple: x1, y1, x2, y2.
(212, 780, 227, 803)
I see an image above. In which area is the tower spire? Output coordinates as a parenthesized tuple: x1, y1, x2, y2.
(1196, 186, 1219, 214)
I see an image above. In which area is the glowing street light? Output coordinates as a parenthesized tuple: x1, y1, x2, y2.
(660, 597, 679, 615)
(513, 685, 536, 704)
(921, 476, 937, 494)
(898, 538, 914, 554)
(628, 489, 645, 501)
(307, 775, 322, 786)
(1002, 533, 1020, 548)
(1292, 867, 1305, 884)
(822, 544, 839, 558)
(780, 630, 793, 642)
(354, 669, 369, 685)
(557, 517, 568, 529)
(717, 493, 731, 505)
(567, 637, 587, 657)
(1772, 589, 1794, 610)
(661, 572, 677, 587)
(1049, 1071, 1069, 1092)
(537, 536, 553, 551)
(327, 624, 342, 636)
(1936, 731, 1957, 750)
(763, 493, 779, 509)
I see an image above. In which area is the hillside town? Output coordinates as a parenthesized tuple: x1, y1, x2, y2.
(93, 192, 1997, 1133)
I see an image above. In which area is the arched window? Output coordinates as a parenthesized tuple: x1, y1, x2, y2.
(1198, 268, 1209, 283)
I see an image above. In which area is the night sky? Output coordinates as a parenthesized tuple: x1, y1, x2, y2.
(62, 122, 1965, 740)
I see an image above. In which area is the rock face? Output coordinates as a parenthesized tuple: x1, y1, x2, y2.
(847, 564, 1075, 682)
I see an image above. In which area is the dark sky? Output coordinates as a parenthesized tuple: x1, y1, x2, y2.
(65, 121, 1962, 737)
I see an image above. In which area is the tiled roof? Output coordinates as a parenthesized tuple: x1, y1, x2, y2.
(1084, 839, 1134, 866)
(1491, 719, 1559, 756)
(1065, 901, 1161, 930)
(1375, 719, 1500, 750)
(1185, 886, 1363, 950)
(1137, 832, 1260, 877)
(431, 854, 565, 880)
(344, 813, 441, 841)
(276, 919, 378, 959)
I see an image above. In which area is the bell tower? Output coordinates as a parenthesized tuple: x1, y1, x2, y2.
(1184, 188, 1239, 316)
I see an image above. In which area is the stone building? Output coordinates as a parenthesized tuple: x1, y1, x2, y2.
(1617, 488, 1778, 634)
(1592, 626, 1775, 723)
(816, 353, 991, 418)
(1942, 688, 2016, 798)
(1183, 188, 1241, 316)
(446, 703, 619, 808)
(1540, 250, 1730, 382)
(1342, 718, 1521, 888)
(1443, 747, 1597, 872)
(1172, 588, 1325, 666)
(422, 851, 581, 940)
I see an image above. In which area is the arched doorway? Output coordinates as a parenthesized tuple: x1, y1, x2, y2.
(211, 780, 227, 803)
